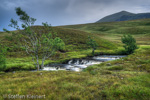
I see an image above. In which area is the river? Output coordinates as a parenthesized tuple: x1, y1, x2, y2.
(42, 55, 126, 72)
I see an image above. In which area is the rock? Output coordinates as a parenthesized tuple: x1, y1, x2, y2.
(55, 66, 60, 70)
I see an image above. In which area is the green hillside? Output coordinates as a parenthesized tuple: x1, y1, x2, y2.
(1, 26, 117, 53)
(60, 19, 150, 45)
(0, 19, 150, 100)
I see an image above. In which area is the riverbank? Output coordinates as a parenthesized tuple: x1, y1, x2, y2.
(0, 45, 150, 100)
(4, 47, 125, 72)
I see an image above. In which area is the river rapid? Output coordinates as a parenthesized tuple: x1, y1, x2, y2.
(41, 55, 126, 72)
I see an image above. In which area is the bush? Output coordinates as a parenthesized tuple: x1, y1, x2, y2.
(121, 34, 138, 54)
(0, 45, 6, 71)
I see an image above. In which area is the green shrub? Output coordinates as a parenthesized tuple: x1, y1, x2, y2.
(121, 34, 138, 54)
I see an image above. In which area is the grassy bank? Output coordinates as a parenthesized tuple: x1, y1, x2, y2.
(4, 47, 124, 72)
(0, 46, 150, 100)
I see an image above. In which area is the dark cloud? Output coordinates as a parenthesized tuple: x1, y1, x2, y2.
(1, 0, 150, 31)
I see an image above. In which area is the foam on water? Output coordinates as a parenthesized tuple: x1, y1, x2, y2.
(42, 55, 126, 72)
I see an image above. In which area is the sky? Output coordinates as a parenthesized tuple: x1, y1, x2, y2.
(1, 0, 150, 31)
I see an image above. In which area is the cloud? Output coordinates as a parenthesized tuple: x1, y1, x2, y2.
(1, 0, 150, 31)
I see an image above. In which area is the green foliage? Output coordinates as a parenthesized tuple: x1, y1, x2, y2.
(87, 36, 98, 55)
(41, 33, 65, 55)
(0, 45, 6, 71)
(15, 7, 36, 28)
(121, 34, 138, 54)
(4, 7, 65, 70)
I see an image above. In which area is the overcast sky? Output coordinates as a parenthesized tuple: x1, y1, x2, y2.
(1, 0, 150, 31)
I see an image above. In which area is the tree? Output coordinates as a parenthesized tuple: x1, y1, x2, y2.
(0, 45, 6, 71)
(121, 34, 138, 54)
(4, 7, 65, 71)
(87, 36, 98, 55)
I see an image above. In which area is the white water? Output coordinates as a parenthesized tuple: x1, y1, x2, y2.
(42, 55, 126, 72)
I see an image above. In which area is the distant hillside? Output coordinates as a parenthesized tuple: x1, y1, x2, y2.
(96, 11, 150, 22)
(60, 18, 150, 45)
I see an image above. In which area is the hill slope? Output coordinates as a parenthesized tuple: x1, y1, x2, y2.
(1, 26, 116, 51)
(96, 11, 150, 22)
(60, 19, 150, 45)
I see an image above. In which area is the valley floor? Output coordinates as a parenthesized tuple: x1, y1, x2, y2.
(0, 45, 150, 100)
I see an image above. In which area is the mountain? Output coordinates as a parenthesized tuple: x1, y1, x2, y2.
(96, 11, 150, 23)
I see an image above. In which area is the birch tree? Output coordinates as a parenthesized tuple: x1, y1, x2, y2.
(87, 36, 98, 55)
(4, 7, 65, 70)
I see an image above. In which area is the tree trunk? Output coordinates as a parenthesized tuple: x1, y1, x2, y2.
(41, 57, 45, 69)
(36, 56, 40, 71)
(92, 49, 95, 56)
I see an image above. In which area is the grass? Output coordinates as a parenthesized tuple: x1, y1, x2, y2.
(0, 19, 150, 99)
(60, 18, 150, 45)
(0, 46, 150, 99)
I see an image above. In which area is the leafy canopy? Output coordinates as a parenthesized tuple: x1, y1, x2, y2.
(121, 34, 138, 54)
(87, 36, 98, 55)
